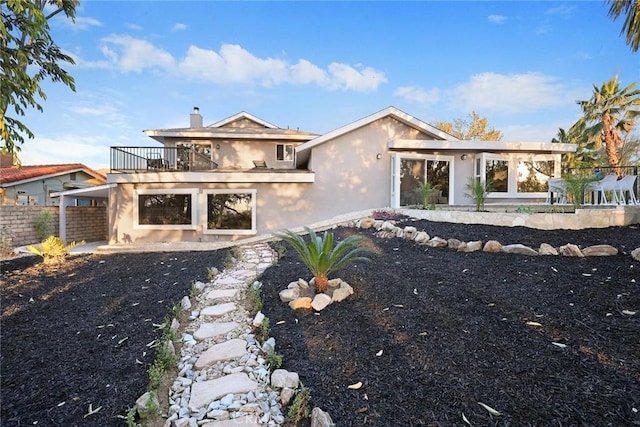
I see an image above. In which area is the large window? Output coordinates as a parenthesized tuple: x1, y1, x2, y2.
(203, 190, 256, 235)
(477, 153, 560, 197)
(135, 189, 198, 229)
(276, 144, 294, 161)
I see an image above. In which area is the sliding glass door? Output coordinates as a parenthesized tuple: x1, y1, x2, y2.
(393, 154, 452, 207)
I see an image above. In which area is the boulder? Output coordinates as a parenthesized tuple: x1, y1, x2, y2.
(311, 407, 334, 427)
(311, 293, 332, 311)
(279, 288, 300, 302)
(502, 244, 538, 256)
(447, 238, 462, 250)
(413, 231, 430, 244)
(271, 369, 299, 389)
(381, 221, 396, 232)
(135, 391, 159, 419)
(358, 218, 375, 229)
(403, 226, 417, 239)
(559, 244, 584, 257)
(289, 297, 313, 310)
(426, 237, 448, 247)
(539, 243, 558, 256)
(633, 247, 640, 261)
(483, 240, 502, 253)
(331, 283, 354, 302)
(582, 244, 618, 257)
(459, 241, 482, 253)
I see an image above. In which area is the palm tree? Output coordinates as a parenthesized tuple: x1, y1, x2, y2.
(576, 75, 640, 176)
(606, 0, 640, 52)
(551, 122, 598, 173)
(275, 227, 374, 293)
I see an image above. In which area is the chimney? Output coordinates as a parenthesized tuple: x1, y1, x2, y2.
(0, 153, 14, 167)
(190, 106, 203, 128)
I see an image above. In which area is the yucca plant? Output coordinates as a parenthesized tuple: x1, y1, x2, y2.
(464, 177, 494, 212)
(275, 227, 374, 293)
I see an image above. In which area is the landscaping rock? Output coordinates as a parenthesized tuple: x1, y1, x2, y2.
(289, 297, 313, 310)
(181, 295, 192, 311)
(135, 391, 159, 419)
(483, 240, 502, 253)
(633, 247, 640, 261)
(559, 244, 584, 257)
(358, 218, 375, 229)
(252, 311, 265, 327)
(426, 236, 448, 247)
(539, 243, 559, 255)
(271, 369, 299, 389)
(194, 339, 247, 369)
(311, 293, 332, 311)
(459, 240, 482, 252)
(279, 288, 299, 302)
(311, 407, 334, 427)
(331, 283, 354, 303)
(502, 244, 538, 256)
(414, 231, 430, 243)
(582, 244, 618, 257)
(447, 238, 462, 249)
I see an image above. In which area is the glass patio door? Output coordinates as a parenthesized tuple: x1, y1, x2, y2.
(393, 154, 452, 207)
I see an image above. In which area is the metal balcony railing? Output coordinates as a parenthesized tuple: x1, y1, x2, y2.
(110, 146, 218, 173)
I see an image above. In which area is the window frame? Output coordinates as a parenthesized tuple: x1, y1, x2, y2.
(201, 189, 257, 235)
(477, 153, 561, 198)
(134, 188, 198, 230)
(276, 143, 295, 162)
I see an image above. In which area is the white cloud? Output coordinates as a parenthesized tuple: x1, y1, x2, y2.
(72, 16, 103, 30)
(87, 37, 386, 92)
(172, 23, 187, 32)
(447, 72, 581, 114)
(394, 85, 440, 105)
(125, 23, 143, 31)
(100, 35, 175, 72)
(488, 14, 507, 24)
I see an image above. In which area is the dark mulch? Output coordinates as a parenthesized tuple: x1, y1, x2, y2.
(1, 250, 228, 427)
(260, 220, 640, 426)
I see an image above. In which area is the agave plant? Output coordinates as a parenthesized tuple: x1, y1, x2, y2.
(26, 235, 84, 264)
(274, 227, 374, 293)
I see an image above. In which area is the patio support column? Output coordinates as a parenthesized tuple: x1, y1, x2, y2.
(59, 195, 67, 243)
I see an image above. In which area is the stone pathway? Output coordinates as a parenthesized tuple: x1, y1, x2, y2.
(165, 243, 289, 427)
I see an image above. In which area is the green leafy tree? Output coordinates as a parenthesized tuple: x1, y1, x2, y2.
(433, 111, 503, 140)
(606, 0, 640, 52)
(275, 227, 375, 293)
(1, 0, 79, 158)
(576, 75, 640, 176)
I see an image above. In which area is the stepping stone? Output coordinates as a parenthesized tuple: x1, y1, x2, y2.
(201, 303, 236, 317)
(215, 277, 245, 287)
(193, 322, 239, 341)
(195, 339, 247, 369)
(201, 416, 260, 427)
(206, 289, 239, 301)
(189, 373, 258, 412)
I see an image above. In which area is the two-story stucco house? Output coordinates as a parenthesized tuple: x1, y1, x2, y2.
(103, 106, 576, 244)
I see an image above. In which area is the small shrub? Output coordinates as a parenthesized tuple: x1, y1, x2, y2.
(515, 206, 535, 214)
(563, 175, 596, 209)
(0, 226, 15, 256)
(255, 316, 270, 344)
(247, 283, 263, 314)
(464, 177, 494, 212)
(33, 210, 54, 240)
(264, 347, 283, 370)
(287, 385, 311, 424)
(25, 236, 84, 264)
(206, 266, 218, 281)
(414, 181, 436, 209)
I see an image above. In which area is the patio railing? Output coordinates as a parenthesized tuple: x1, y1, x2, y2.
(110, 146, 218, 173)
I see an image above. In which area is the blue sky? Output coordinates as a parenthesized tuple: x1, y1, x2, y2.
(19, 0, 638, 169)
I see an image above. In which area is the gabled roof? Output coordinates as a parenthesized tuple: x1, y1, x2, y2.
(296, 106, 459, 156)
(208, 111, 278, 129)
(0, 164, 106, 186)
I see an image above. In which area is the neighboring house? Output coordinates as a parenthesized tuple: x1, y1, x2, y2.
(105, 106, 577, 244)
(0, 159, 107, 206)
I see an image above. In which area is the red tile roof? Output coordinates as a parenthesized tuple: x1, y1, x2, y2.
(0, 164, 106, 185)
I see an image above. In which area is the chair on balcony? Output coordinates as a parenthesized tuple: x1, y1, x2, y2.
(252, 160, 268, 169)
(588, 174, 620, 205)
(147, 155, 166, 171)
(615, 175, 638, 205)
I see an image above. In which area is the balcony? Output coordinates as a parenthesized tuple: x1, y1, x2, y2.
(110, 146, 218, 173)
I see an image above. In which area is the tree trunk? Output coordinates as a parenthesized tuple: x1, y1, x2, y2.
(314, 273, 329, 293)
(602, 114, 624, 177)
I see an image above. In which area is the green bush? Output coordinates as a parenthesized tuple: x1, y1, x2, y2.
(33, 210, 54, 240)
(464, 177, 494, 212)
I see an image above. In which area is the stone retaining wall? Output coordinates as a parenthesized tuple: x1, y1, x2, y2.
(398, 205, 640, 230)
